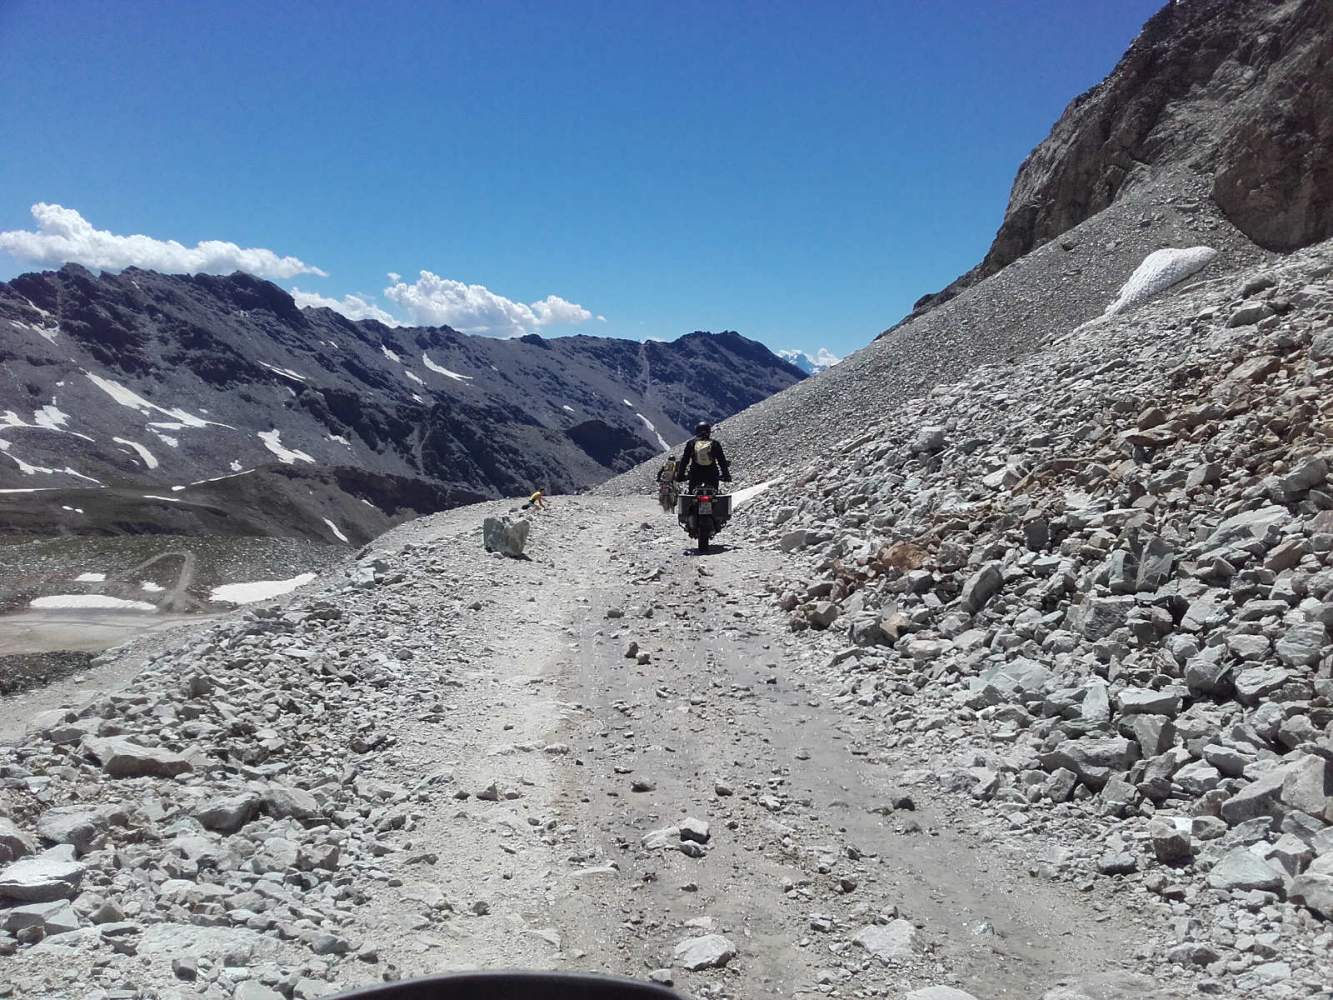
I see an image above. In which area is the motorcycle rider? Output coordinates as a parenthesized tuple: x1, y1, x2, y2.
(675, 422, 731, 492)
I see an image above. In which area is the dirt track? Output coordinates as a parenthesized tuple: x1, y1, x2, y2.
(0, 495, 1173, 999)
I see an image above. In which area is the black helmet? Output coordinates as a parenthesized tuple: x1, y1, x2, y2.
(694, 422, 712, 437)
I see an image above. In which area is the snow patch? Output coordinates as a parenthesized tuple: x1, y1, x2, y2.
(210, 573, 316, 605)
(31, 595, 156, 612)
(33, 404, 70, 430)
(381, 345, 401, 363)
(15, 320, 58, 343)
(0, 487, 53, 493)
(150, 429, 180, 448)
(422, 354, 472, 381)
(0, 443, 102, 483)
(141, 581, 164, 593)
(112, 437, 160, 469)
(229, 459, 243, 472)
(731, 480, 774, 509)
(623, 399, 634, 407)
(321, 517, 349, 543)
(259, 362, 306, 382)
(635, 413, 671, 452)
(85, 372, 229, 428)
(1105, 247, 1218, 317)
(74, 572, 106, 582)
(328, 434, 351, 447)
(405, 369, 424, 385)
(143, 494, 182, 503)
(258, 430, 314, 464)
(2, 408, 92, 442)
(192, 467, 255, 485)
(562, 404, 574, 413)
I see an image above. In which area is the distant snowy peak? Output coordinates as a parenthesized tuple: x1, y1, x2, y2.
(778, 348, 841, 376)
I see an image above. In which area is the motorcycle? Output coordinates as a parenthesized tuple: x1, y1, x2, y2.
(329, 971, 682, 999)
(677, 484, 732, 554)
(657, 479, 679, 512)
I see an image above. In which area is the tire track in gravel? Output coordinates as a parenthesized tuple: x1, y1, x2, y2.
(537, 498, 1155, 999)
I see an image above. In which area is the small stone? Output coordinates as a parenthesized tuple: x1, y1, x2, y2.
(679, 818, 711, 844)
(851, 919, 915, 963)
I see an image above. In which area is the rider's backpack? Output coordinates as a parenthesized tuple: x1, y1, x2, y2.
(694, 439, 715, 466)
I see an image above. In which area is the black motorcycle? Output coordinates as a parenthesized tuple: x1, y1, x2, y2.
(677, 486, 732, 554)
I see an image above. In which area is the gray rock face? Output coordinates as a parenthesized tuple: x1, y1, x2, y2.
(482, 516, 530, 558)
(82, 736, 194, 779)
(671, 933, 736, 970)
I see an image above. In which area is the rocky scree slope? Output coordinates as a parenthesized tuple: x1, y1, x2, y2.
(729, 242, 1333, 996)
(0, 265, 802, 542)
(899, 0, 1333, 327)
(600, 171, 1270, 498)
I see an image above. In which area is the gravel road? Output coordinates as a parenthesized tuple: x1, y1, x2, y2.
(0, 494, 1183, 999)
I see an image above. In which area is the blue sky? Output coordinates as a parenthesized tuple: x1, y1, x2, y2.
(0, 0, 1163, 359)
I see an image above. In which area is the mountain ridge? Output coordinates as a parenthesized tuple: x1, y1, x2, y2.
(0, 264, 804, 541)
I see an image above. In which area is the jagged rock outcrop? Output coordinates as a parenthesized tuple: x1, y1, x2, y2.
(894, 0, 1333, 329)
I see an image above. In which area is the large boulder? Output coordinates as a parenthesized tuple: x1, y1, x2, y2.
(1040, 737, 1139, 790)
(482, 516, 530, 558)
(1206, 847, 1285, 892)
(0, 849, 87, 902)
(1290, 855, 1333, 918)
(82, 736, 194, 779)
(959, 562, 1003, 612)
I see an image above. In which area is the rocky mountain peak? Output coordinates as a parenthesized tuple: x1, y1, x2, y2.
(895, 0, 1332, 328)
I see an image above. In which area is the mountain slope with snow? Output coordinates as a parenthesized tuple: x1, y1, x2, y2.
(0, 265, 803, 541)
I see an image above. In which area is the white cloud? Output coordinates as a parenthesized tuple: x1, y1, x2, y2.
(383, 270, 593, 337)
(291, 287, 400, 326)
(809, 347, 841, 368)
(0, 203, 326, 279)
(778, 347, 842, 374)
